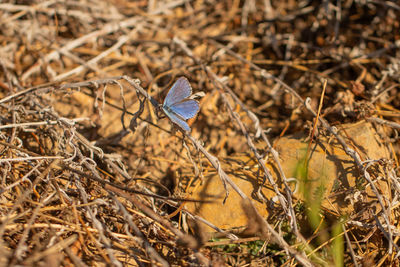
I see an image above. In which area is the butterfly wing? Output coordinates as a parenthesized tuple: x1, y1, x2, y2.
(169, 99, 199, 120)
(163, 108, 191, 132)
(163, 77, 192, 107)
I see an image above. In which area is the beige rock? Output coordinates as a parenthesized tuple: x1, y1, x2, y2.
(185, 120, 390, 230)
(274, 120, 390, 214)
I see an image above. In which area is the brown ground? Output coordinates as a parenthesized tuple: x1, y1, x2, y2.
(0, 1, 399, 266)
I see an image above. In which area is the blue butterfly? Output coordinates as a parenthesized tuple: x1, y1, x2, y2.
(163, 77, 200, 132)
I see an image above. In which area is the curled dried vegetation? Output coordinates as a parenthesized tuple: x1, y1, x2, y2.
(0, 0, 400, 266)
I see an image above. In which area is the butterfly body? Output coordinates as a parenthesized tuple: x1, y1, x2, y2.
(162, 77, 200, 132)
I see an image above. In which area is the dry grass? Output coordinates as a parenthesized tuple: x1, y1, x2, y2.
(0, 0, 400, 266)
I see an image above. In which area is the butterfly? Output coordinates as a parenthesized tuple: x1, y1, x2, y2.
(162, 77, 200, 132)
